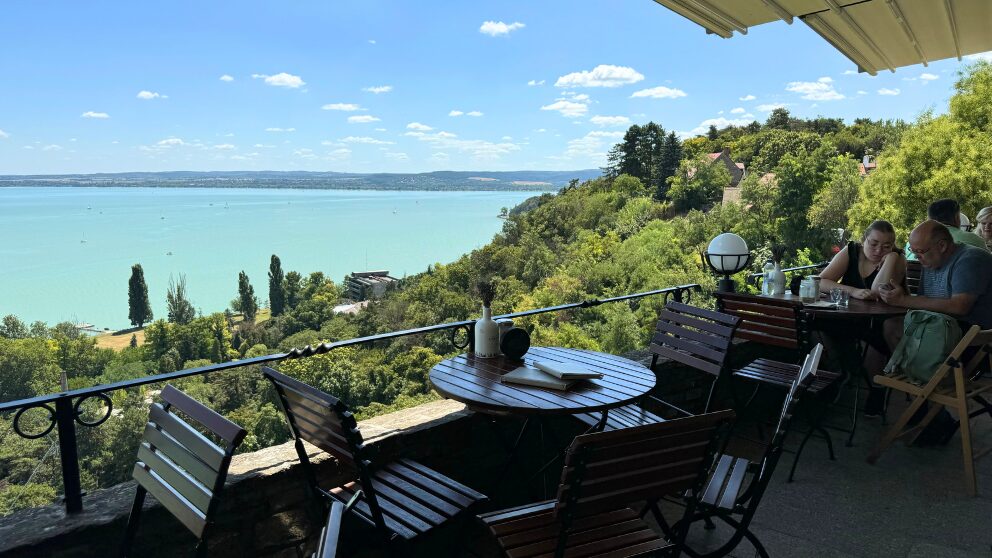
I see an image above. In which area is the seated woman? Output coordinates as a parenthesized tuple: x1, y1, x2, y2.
(819, 219, 905, 300)
(977, 206, 992, 250)
(816, 220, 906, 416)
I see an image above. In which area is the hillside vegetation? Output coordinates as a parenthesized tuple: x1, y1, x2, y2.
(2, 62, 991, 515)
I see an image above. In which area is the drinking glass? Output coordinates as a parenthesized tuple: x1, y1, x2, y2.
(830, 287, 843, 306)
(831, 288, 850, 308)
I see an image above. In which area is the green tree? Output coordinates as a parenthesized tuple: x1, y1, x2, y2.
(127, 264, 153, 328)
(808, 156, 861, 234)
(283, 271, 303, 310)
(765, 107, 792, 130)
(237, 271, 259, 323)
(268, 255, 286, 316)
(0, 315, 28, 339)
(667, 156, 732, 213)
(166, 273, 196, 325)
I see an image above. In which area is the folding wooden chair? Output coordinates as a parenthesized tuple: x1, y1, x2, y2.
(262, 366, 488, 549)
(868, 325, 992, 495)
(120, 385, 247, 558)
(715, 292, 806, 358)
(573, 301, 740, 431)
(671, 345, 823, 558)
(479, 410, 735, 558)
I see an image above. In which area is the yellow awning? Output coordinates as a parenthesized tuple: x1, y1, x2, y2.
(652, 0, 992, 75)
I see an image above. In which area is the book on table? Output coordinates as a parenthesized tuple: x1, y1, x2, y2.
(501, 366, 575, 390)
(531, 360, 604, 380)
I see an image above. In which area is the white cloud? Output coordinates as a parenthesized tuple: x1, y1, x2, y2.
(756, 103, 787, 112)
(322, 103, 363, 111)
(541, 100, 588, 118)
(730, 107, 746, 114)
(786, 77, 844, 100)
(0, 129, 8, 139)
(857, 90, 868, 95)
(212, 143, 236, 150)
(535, 128, 546, 133)
(407, 129, 520, 160)
(407, 122, 433, 131)
(23, 145, 33, 150)
(363, 85, 392, 94)
(348, 115, 381, 123)
(265, 127, 296, 132)
(368, 39, 376, 45)
(563, 131, 622, 161)
(449, 110, 464, 117)
(252, 72, 305, 88)
(739, 94, 756, 101)
(385, 151, 409, 160)
(843, 70, 857, 75)
(326, 148, 351, 161)
(630, 85, 687, 99)
(340, 136, 394, 145)
(294, 148, 317, 159)
(528, 79, 545, 86)
(479, 21, 525, 37)
(920, 73, 939, 81)
(42, 144, 63, 151)
(589, 115, 631, 127)
(685, 117, 755, 137)
(219, 74, 234, 82)
(467, 111, 483, 117)
(137, 90, 166, 100)
(81, 111, 109, 119)
(877, 88, 901, 96)
(556, 65, 644, 88)
(965, 51, 992, 62)
(157, 137, 185, 147)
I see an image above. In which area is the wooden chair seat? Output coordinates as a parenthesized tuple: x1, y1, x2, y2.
(733, 358, 840, 394)
(479, 501, 669, 558)
(327, 458, 487, 540)
(699, 454, 753, 512)
(572, 403, 666, 431)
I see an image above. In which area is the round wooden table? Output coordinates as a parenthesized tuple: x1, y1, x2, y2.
(429, 346, 656, 416)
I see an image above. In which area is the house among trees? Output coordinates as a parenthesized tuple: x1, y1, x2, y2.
(345, 270, 398, 301)
(707, 148, 746, 188)
(858, 155, 877, 178)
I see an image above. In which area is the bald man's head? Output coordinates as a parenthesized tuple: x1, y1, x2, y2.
(909, 219, 956, 268)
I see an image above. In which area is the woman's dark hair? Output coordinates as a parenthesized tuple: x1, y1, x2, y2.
(863, 220, 895, 241)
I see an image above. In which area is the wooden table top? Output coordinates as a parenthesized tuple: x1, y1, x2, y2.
(718, 291, 908, 320)
(429, 346, 655, 416)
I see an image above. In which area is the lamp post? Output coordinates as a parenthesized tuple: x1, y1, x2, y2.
(703, 233, 751, 293)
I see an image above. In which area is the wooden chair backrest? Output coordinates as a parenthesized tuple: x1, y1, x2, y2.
(905, 260, 922, 295)
(928, 326, 992, 386)
(132, 385, 247, 538)
(650, 301, 741, 378)
(715, 292, 803, 351)
(555, 409, 734, 520)
(262, 366, 365, 472)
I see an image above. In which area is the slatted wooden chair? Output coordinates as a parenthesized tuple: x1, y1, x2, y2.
(120, 385, 247, 558)
(715, 292, 805, 357)
(479, 410, 735, 558)
(573, 301, 740, 431)
(905, 259, 922, 295)
(314, 501, 345, 558)
(667, 345, 823, 558)
(868, 326, 992, 495)
(262, 366, 488, 549)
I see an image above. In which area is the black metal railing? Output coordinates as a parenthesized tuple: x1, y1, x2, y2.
(746, 262, 829, 287)
(0, 283, 701, 514)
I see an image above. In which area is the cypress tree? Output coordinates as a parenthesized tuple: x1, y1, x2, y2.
(128, 264, 153, 328)
(166, 273, 196, 324)
(238, 271, 258, 323)
(268, 255, 286, 316)
(284, 271, 302, 310)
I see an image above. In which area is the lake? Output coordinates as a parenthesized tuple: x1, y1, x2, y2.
(0, 187, 539, 330)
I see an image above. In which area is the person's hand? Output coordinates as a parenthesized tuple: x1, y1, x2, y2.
(877, 279, 906, 306)
(851, 288, 877, 300)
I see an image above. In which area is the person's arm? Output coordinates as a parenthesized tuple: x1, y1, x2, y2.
(878, 284, 977, 317)
(819, 245, 875, 299)
(870, 252, 905, 296)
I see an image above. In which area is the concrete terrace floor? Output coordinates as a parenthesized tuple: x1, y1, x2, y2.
(338, 386, 992, 558)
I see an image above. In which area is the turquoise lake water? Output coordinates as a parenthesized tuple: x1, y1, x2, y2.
(0, 187, 539, 330)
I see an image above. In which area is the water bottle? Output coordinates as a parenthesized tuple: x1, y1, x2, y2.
(761, 260, 774, 295)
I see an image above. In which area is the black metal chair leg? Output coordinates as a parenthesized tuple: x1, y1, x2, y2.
(847, 380, 861, 447)
(120, 486, 146, 558)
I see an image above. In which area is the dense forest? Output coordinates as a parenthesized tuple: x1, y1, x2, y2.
(2, 62, 992, 515)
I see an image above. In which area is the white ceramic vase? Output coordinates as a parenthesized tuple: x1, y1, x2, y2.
(769, 263, 787, 295)
(474, 306, 500, 358)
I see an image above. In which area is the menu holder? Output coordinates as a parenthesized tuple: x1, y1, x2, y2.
(501, 366, 575, 390)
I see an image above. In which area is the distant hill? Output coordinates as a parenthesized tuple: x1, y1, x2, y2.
(0, 170, 602, 191)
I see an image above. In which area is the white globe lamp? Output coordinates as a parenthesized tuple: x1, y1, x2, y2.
(704, 233, 752, 292)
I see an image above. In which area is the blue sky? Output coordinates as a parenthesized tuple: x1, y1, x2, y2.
(0, 0, 987, 175)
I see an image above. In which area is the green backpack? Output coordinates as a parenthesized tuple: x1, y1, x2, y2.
(884, 310, 963, 384)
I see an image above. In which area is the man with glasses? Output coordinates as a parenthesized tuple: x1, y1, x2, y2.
(904, 199, 988, 261)
(882, 220, 992, 327)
